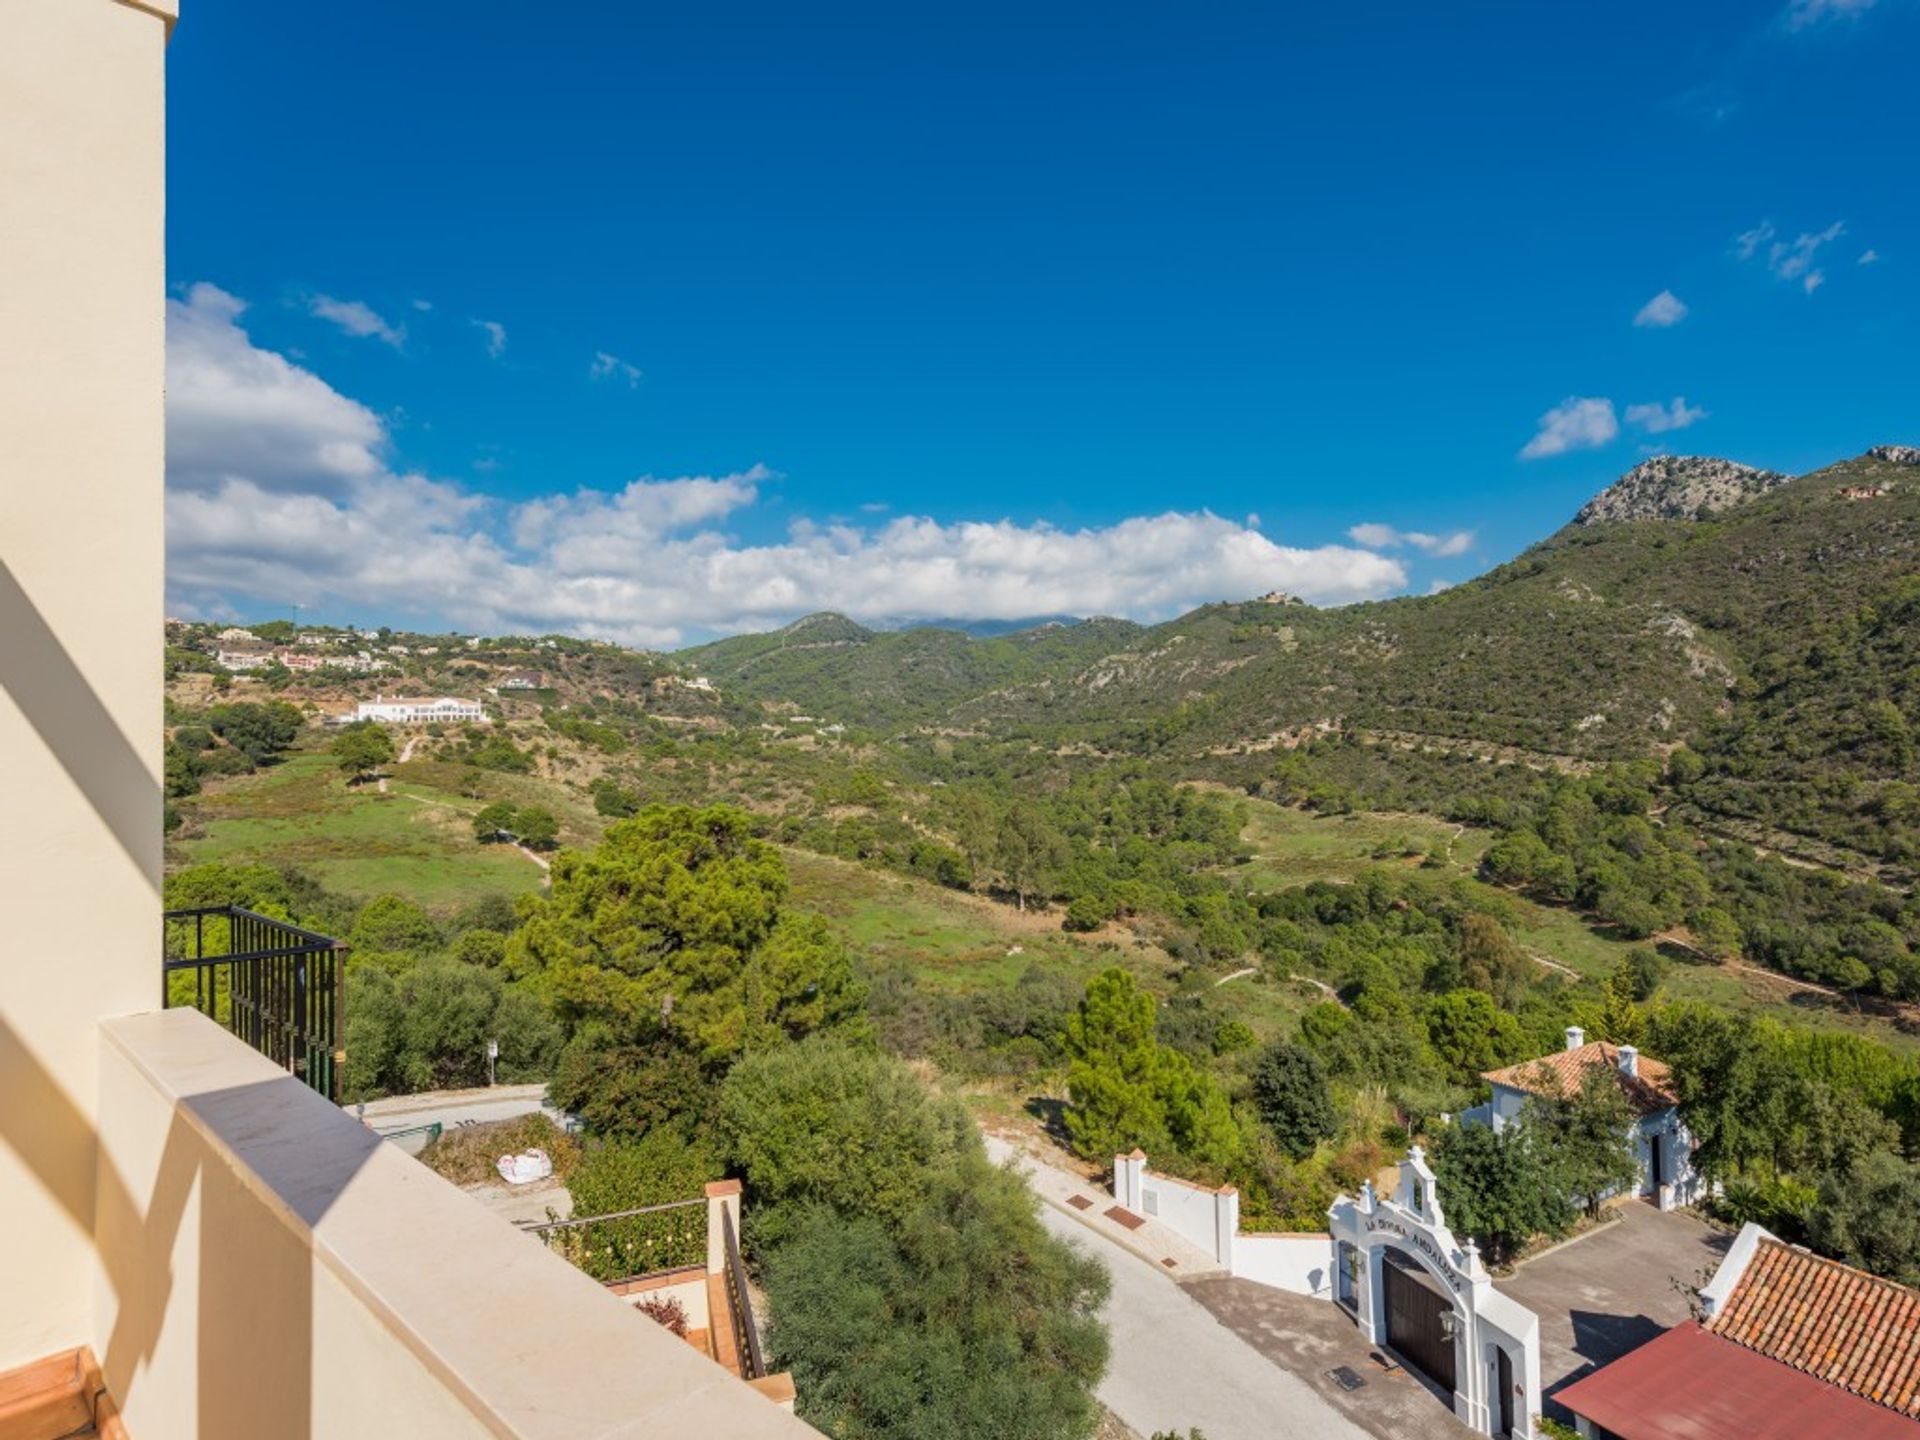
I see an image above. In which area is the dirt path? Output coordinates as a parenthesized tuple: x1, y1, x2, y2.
(1521, 947, 1581, 980)
(1723, 960, 1838, 997)
(1286, 973, 1343, 1004)
(375, 733, 421, 793)
(1214, 966, 1258, 986)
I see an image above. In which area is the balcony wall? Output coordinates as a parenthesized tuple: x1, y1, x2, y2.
(94, 1008, 819, 1439)
(0, 0, 175, 1371)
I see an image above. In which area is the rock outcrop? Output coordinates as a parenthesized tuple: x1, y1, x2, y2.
(1868, 444, 1920, 467)
(1573, 455, 1791, 526)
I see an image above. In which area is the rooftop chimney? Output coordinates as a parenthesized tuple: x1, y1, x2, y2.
(1565, 1025, 1585, 1052)
(1618, 1044, 1639, 1078)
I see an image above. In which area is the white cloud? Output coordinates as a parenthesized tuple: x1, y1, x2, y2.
(1520, 397, 1619, 460)
(1735, 221, 1776, 262)
(1426, 579, 1455, 596)
(1625, 397, 1708, 434)
(1783, 0, 1877, 28)
(168, 284, 387, 496)
(309, 294, 405, 346)
(166, 287, 1409, 645)
(1738, 219, 1846, 294)
(412, 299, 434, 313)
(1634, 290, 1689, 328)
(1346, 523, 1476, 557)
(472, 319, 507, 359)
(590, 351, 643, 388)
(1859, 249, 1881, 265)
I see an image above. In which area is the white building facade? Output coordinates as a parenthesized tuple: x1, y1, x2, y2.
(353, 695, 487, 725)
(1328, 1151, 1542, 1438)
(1467, 1028, 1706, 1212)
(1114, 1149, 1541, 1438)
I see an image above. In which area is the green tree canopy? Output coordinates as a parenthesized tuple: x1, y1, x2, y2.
(1431, 1120, 1569, 1267)
(207, 700, 304, 765)
(765, 1155, 1109, 1440)
(1249, 1042, 1336, 1159)
(507, 804, 866, 1063)
(1526, 1065, 1642, 1218)
(331, 721, 395, 782)
(718, 1038, 973, 1246)
(1062, 968, 1240, 1172)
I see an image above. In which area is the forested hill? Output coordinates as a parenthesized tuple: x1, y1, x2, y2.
(677, 611, 1145, 729)
(678, 447, 1920, 868)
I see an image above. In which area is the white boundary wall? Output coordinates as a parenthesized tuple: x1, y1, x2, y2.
(1113, 1151, 1331, 1296)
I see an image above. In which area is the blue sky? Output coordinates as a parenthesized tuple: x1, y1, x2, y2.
(164, 0, 1917, 644)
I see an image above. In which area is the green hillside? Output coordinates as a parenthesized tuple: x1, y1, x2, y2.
(678, 611, 1146, 729)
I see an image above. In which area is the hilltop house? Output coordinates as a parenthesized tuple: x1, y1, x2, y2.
(1465, 1027, 1704, 1210)
(354, 695, 488, 725)
(214, 643, 274, 673)
(1557, 1224, 1920, 1437)
(499, 670, 544, 691)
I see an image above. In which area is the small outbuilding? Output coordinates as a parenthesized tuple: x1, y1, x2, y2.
(1466, 1027, 1705, 1211)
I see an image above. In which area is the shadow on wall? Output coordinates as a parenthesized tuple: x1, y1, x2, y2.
(0, 559, 159, 891)
(0, 1013, 380, 1436)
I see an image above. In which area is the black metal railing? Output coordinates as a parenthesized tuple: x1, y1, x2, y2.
(162, 906, 346, 1102)
(522, 1199, 708, 1283)
(721, 1205, 766, 1381)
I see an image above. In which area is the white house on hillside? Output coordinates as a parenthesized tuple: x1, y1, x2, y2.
(353, 695, 488, 725)
(1466, 1027, 1704, 1210)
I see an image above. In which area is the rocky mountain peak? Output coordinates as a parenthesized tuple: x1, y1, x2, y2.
(1573, 455, 1791, 526)
(1868, 444, 1920, 468)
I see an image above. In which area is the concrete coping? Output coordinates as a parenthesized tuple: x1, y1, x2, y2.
(101, 1009, 818, 1440)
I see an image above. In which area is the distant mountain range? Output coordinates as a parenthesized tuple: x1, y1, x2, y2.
(678, 447, 1920, 871)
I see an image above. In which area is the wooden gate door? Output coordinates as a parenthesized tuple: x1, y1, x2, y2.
(1496, 1343, 1514, 1437)
(1383, 1251, 1456, 1395)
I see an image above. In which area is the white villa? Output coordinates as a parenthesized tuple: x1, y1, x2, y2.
(1467, 1027, 1704, 1210)
(353, 695, 488, 726)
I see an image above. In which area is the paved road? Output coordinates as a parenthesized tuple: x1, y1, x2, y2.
(1028, 1180, 1368, 1440)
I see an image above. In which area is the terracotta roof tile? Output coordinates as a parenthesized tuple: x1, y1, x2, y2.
(1481, 1041, 1678, 1114)
(1708, 1238, 1920, 1419)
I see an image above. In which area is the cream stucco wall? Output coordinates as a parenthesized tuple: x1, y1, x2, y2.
(96, 1010, 820, 1439)
(0, 0, 176, 1372)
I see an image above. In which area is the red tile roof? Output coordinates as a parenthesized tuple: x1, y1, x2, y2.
(1482, 1041, 1678, 1114)
(1556, 1321, 1920, 1439)
(1707, 1237, 1920, 1418)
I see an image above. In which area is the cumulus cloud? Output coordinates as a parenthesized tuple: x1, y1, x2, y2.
(1346, 523, 1476, 557)
(1625, 397, 1707, 434)
(309, 294, 405, 346)
(472, 319, 507, 359)
(1634, 290, 1689, 328)
(590, 351, 643, 388)
(1520, 397, 1619, 460)
(166, 288, 1408, 645)
(168, 284, 387, 496)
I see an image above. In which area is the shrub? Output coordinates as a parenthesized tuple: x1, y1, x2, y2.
(635, 1295, 689, 1337)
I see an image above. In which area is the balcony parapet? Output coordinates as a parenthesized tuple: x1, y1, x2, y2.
(94, 1008, 818, 1438)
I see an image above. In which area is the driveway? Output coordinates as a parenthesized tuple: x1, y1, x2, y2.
(1499, 1202, 1729, 1414)
(1184, 1279, 1476, 1440)
(995, 1141, 1367, 1440)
